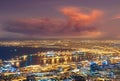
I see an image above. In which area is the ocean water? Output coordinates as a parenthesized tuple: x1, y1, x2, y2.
(0, 46, 70, 60)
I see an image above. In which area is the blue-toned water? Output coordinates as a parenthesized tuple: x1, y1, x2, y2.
(0, 46, 70, 60)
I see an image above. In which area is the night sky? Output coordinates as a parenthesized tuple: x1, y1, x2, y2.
(0, 0, 120, 39)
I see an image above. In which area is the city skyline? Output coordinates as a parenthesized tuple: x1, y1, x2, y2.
(0, 0, 120, 39)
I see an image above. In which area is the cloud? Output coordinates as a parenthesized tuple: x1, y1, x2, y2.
(3, 7, 103, 38)
(60, 7, 103, 25)
(102, 17, 120, 39)
(113, 14, 120, 20)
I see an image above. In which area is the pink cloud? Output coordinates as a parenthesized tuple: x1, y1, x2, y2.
(3, 7, 103, 38)
(60, 7, 103, 25)
(113, 14, 120, 20)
